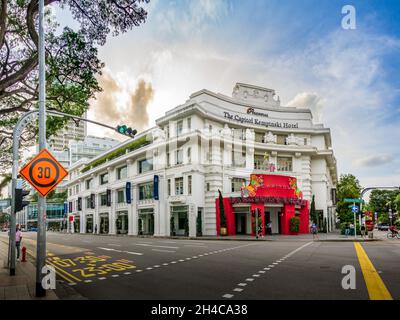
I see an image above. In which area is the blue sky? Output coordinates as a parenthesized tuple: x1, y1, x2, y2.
(55, 0, 400, 189)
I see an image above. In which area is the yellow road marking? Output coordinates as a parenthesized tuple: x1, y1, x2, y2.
(47, 260, 82, 283)
(354, 242, 392, 300)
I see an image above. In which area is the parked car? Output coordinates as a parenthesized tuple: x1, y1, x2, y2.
(377, 223, 390, 231)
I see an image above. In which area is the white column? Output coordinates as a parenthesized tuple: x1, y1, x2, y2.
(109, 190, 116, 235)
(189, 204, 196, 237)
(80, 212, 85, 234)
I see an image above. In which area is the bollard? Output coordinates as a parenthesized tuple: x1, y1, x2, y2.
(21, 246, 27, 262)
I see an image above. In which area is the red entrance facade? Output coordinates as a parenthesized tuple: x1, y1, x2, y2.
(216, 174, 310, 236)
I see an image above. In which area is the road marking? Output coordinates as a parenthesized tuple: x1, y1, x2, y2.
(136, 270, 143, 272)
(146, 267, 153, 270)
(136, 244, 179, 249)
(98, 277, 106, 280)
(258, 270, 266, 273)
(98, 247, 143, 255)
(238, 283, 247, 287)
(222, 294, 234, 299)
(233, 288, 243, 292)
(153, 265, 160, 268)
(125, 251, 144, 255)
(108, 244, 121, 247)
(124, 272, 131, 275)
(273, 262, 278, 265)
(111, 274, 119, 278)
(184, 245, 207, 248)
(152, 249, 176, 253)
(171, 261, 177, 264)
(84, 280, 92, 283)
(264, 268, 271, 270)
(246, 278, 254, 282)
(268, 265, 274, 268)
(46, 261, 82, 283)
(162, 263, 169, 266)
(179, 259, 185, 262)
(354, 242, 392, 300)
(252, 274, 260, 277)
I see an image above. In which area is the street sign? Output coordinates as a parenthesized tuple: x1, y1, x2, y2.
(19, 148, 68, 197)
(344, 198, 365, 203)
(352, 205, 359, 213)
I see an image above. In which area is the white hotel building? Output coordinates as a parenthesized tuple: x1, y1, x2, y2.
(65, 83, 338, 237)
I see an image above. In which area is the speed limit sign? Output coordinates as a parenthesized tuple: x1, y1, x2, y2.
(19, 149, 68, 197)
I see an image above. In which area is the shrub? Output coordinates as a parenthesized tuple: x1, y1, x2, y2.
(290, 216, 300, 233)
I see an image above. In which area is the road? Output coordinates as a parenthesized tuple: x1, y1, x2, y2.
(1, 231, 399, 300)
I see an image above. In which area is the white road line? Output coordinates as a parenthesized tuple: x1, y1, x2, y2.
(136, 244, 179, 249)
(98, 277, 106, 280)
(179, 259, 184, 262)
(125, 251, 144, 255)
(124, 272, 131, 275)
(258, 271, 266, 273)
(162, 263, 169, 266)
(108, 244, 121, 247)
(183, 245, 207, 248)
(146, 267, 153, 270)
(68, 283, 77, 286)
(268, 265, 274, 267)
(264, 268, 271, 270)
(84, 280, 92, 283)
(246, 278, 254, 282)
(171, 261, 177, 264)
(223, 294, 234, 299)
(273, 262, 279, 265)
(136, 270, 143, 272)
(252, 274, 260, 277)
(238, 283, 247, 287)
(153, 265, 160, 268)
(233, 288, 243, 292)
(152, 249, 176, 253)
(112, 275, 119, 278)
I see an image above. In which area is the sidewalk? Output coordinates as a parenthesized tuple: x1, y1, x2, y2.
(0, 240, 58, 300)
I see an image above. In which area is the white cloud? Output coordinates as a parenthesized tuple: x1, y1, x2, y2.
(355, 154, 394, 167)
(287, 92, 325, 123)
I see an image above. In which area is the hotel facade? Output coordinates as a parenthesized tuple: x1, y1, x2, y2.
(65, 83, 338, 237)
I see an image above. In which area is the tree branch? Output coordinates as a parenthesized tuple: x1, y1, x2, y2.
(0, 0, 6, 49)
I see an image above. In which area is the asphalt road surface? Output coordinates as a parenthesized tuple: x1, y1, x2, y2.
(1, 232, 399, 300)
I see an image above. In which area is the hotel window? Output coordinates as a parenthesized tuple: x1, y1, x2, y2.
(165, 125, 170, 139)
(117, 189, 125, 203)
(187, 147, 191, 164)
(232, 150, 246, 167)
(254, 154, 268, 170)
(232, 178, 246, 192)
(85, 179, 92, 190)
(86, 197, 91, 209)
(100, 173, 108, 185)
(139, 182, 153, 200)
(176, 120, 183, 136)
(117, 166, 127, 180)
(187, 117, 191, 131)
(139, 158, 153, 174)
(176, 149, 183, 165)
(277, 157, 293, 172)
(175, 177, 184, 195)
(188, 175, 192, 195)
(75, 184, 79, 194)
(276, 135, 287, 145)
(206, 183, 210, 192)
(100, 193, 107, 206)
(166, 152, 170, 167)
(255, 132, 265, 143)
(168, 179, 171, 196)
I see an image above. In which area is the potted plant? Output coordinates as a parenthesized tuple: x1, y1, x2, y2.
(218, 189, 227, 236)
(289, 216, 300, 235)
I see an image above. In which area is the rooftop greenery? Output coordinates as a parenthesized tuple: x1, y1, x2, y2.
(81, 136, 152, 173)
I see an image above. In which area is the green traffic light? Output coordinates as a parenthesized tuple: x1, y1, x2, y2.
(118, 125, 127, 134)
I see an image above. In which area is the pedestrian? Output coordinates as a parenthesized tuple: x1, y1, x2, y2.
(311, 223, 318, 240)
(94, 224, 97, 234)
(15, 224, 22, 261)
(267, 221, 272, 235)
(345, 223, 350, 237)
(349, 223, 354, 236)
(360, 224, 366, 238)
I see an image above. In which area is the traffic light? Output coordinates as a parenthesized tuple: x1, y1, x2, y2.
(116, 125, 137, 138)
(15, 188, 30, 212)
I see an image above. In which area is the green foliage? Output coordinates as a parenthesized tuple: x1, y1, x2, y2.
(218, 189, 227, 228)
(336, 174, 362, 223)
(309, 195, 316, 223)
(81, 136, 151, 173)
(369, 189, 400, 215)
(0, 213, 10, 225)
(394, 194, 400, 213)
(289, 216, 300, 233)
(31, 189, 67, 203)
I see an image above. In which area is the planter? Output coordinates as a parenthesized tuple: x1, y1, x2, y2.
(220, 227, 227, 236)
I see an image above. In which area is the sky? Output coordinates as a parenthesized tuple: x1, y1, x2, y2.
(54, 0, 400, 190)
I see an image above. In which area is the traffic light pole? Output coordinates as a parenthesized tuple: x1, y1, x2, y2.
(36, 0, 47, 298)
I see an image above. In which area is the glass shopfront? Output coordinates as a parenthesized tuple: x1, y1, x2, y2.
(116, 211, 128, 235)
(138, 208, 154, 235)
(170, 205, 189, 236)
(100, 213, 109, 234)
(86, 214, 94, 233)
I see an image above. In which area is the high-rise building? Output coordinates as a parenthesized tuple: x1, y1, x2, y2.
(48, 115, 87, 152)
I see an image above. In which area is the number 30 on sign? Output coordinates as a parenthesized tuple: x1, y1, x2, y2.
(19, 149, 68, 197)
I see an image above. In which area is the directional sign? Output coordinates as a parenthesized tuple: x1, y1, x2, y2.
(344, 198, 365, 203)
(352, 205, 359, 213)
(19, 148, 68, 197)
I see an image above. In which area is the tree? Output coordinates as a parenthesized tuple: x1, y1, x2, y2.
(218, 189, 226, 229)
(394, 194, 400, 214)
(368, 189, 400, 222)
(309, 195, 316, 224)
(336, 174, 362, 223)
(0, 0, 150, 176)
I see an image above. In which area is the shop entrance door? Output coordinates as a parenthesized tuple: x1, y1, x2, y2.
(100, 215, 109, 234)
(86, 215, 93, 233)
(116, 212, 128, 234)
